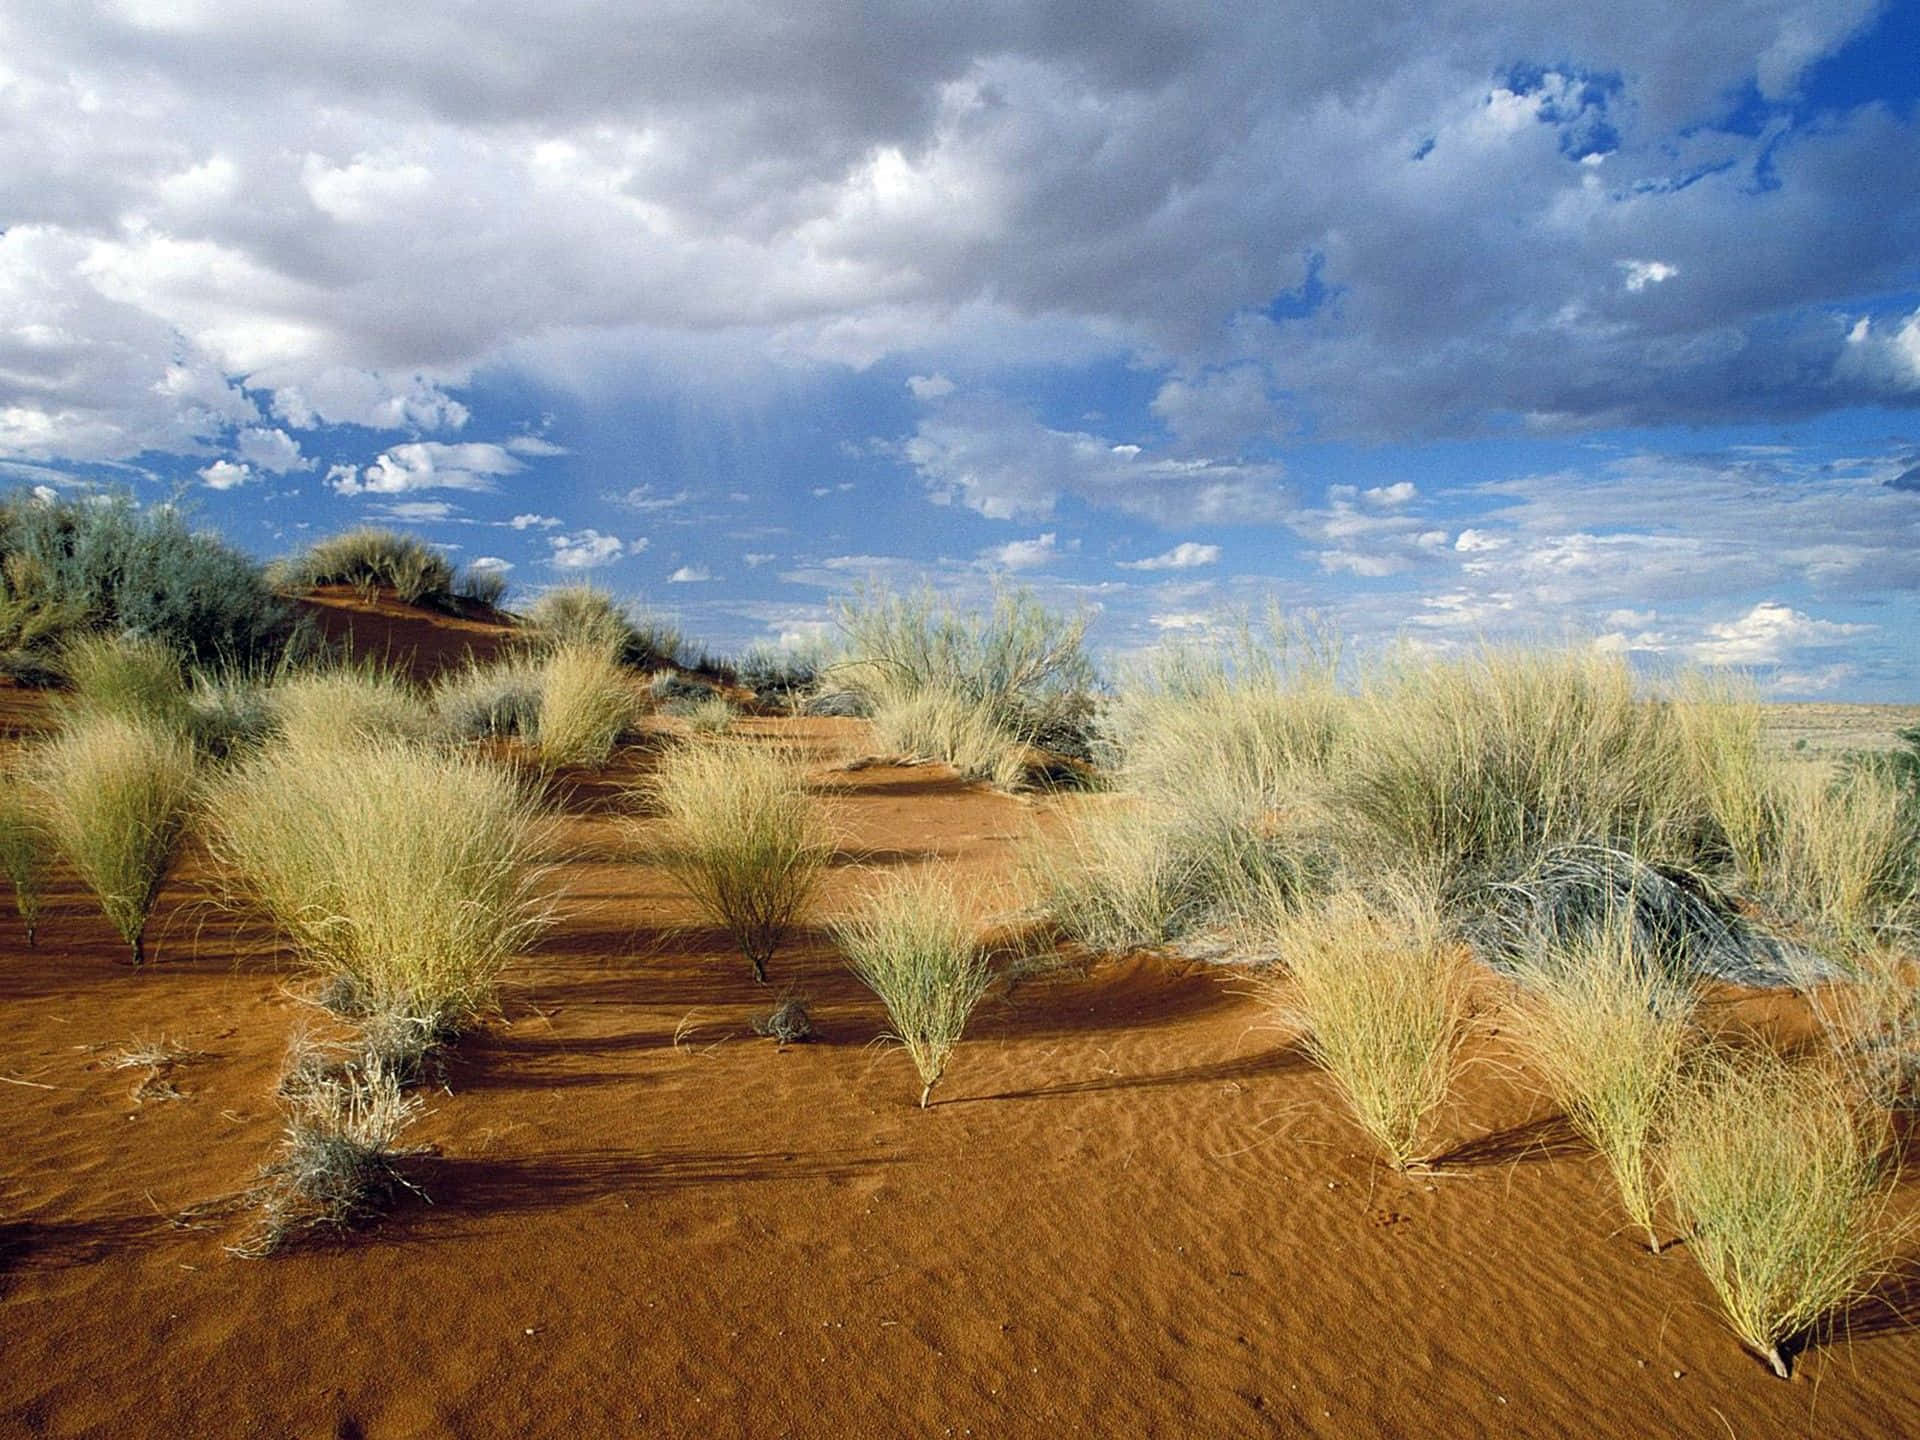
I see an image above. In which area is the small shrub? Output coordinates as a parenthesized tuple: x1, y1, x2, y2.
(58, 632, 193, 732)
(235, 1033, 424, 1256)
(681, 694, 736, 736)
(536, 643, 639, 769)
(642, 740, 831, 983)
(0, 775, 51, 945)
(27, 713, 198, 963)
(1268, 885, 1473, 1168)
(752, 992, 815, 1044)
(835, 868, 993, 1107)
(208, 739, 549, 1030)
(1661, 1049, 1901, 1378)
(274, 664, 443, 753)
(738, 645, 822, 711)
(1503, 913, 1699, 1250)
(270, 527, 457, 607)
(648, 670, 714, 705)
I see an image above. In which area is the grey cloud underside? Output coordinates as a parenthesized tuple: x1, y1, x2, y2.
(0, 0, 1915, 470)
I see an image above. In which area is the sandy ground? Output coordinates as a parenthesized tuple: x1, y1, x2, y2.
(2, 619, 1917, 1438)
(1761, 703, 1920, 755)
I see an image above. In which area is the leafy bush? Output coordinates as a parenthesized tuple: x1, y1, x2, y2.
(27, 712, 198, 963)
(1268, 885, 1473, 1169)
(1503, 913, 1699, 1250)
(836, 584, 1097, 763)
(0, 489, 292, 671)
(269, 527, 457, 607)
(208, 739, 549, 1029)
(835, 868, 994, 1107)
(1661, 1049, 1902, 1378)
(641, 740, 831, 983)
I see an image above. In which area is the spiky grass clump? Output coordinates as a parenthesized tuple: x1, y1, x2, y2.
(1269, 886, 1474, 1168)
(269, 527, 456, 607)
(681, 693, 736, 736)
(524, 585, 686, 669)
(1337, 647, 1743, 902)
(26, 713, 197, 962)
(1503, 915, 1699, 1250)
(535, 643, 638, 769)
(835, 868, 993, 1107)
(1808, 945, 1920, 1111)
(0, 773, 51, 944)
(1661, 1049, 1901, 1378)
(433, 652, 546, 740)
(273, 664, 443, 753)
(836, 583, 1096, 759)
(1764, 760, 1916, 943)
(234, 1034, 423, 1257)
(868, 686, 1029, 788)
(208, 739, 548, 1031)
(58, 632, 193, 732)
(182, 665, 283, 760)
(1030, 796, 1322, 956)
(642, 740, 831, 983)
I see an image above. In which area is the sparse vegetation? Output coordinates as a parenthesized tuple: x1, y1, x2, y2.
(26, 712, 198, 963)
(1661, 1049, 1902, 1378)
(0, 773, 51, 944)
(835, 868, 994, 1107)
(208, 738, 549, 1032)
(642, 740, 831, 983)
(1268, 885, 1474, 1169)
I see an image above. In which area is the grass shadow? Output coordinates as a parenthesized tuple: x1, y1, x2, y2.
(1429, 1111, 1587, 1169)
(960, 1044, 1308, 1104)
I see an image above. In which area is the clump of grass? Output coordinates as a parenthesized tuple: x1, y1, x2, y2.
(274, 664, 443, 753)
(679, 693, 736, 735)
(1661, 1049, 1902, 1378)
(269, 527, 457, 608)
(233, 1033, 424, 1257)
(535, 643, 639, 769)
(868, 685, 1030, 788)
(0, 773, 51, 944)
(1502, 913, 1699, 1250)
(208, 739, 548, 1031)
(433, 652, 546, 740)
(525, 585, 685, 668)
(1808, 945, 1920, 1112)
(27, 713, 197, 963)
(1268, 886, 1474, 1168)
(836, 583, 1097, 762)
(641, 740, 831, 983)
(183, 664, 283, 760)
(58, 632, 192, 732)
(1764, 759, 1916, 944)
(455, 565, 510, 609)
(835, 868, 994, 1107)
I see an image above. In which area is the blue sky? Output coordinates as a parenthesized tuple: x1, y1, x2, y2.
(2, 1, 1917, 696)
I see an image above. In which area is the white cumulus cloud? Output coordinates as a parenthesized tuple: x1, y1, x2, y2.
(1118, 542, 1221, 571)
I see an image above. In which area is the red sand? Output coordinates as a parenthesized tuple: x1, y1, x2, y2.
(2, 616, 1917, 1438)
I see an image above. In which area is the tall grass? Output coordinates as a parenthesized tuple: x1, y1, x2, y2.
(27, 714, 198, 963)
(868, 686, 1029, 788)
(1268, 886, 1474, 1168)
(1337, 648, 1738, 903)
(1808, 945, 1920, 1111)
(836, 584, 1096, 762)
(535, 643, 638, 769)
(835, 868, 994, 1107)
(0, 773, 51, 944)
(1661, 1050, 1901, 1378)
(1503, 914, 1699, 1250)
(524, 585, 684, 668)
(641, 740, 830, 983)
(1763, 760, 1916, 943)
(208, 739, 548, 1029)
(269, 527, 456, 607)
(58, 632, 193, 732)
(274, 664, 443, 753)
(433, 652, 546, 740)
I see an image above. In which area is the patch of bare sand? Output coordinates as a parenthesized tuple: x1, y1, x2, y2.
(2, 642, 1918, 1437)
